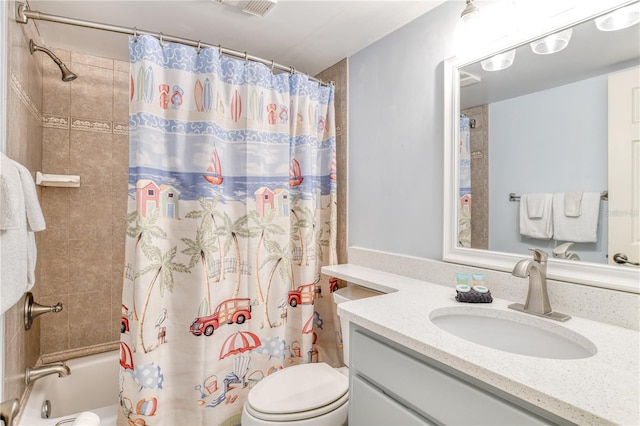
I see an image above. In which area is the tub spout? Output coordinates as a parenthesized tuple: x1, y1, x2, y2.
(25, 362, 71, 385)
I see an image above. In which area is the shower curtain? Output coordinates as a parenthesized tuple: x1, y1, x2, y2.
(459, 115, 471, 247)
(119, 35, 339, 426)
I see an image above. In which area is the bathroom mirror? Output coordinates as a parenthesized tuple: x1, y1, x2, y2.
(443, 0, 640, 293)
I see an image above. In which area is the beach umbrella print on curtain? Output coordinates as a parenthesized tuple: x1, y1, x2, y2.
(252, 336, 286, 359)
(219, 331, 262, 360)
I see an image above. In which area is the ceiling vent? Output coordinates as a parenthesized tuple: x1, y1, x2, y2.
(242, 0, 277, 17)
(459, 70, 481, 87)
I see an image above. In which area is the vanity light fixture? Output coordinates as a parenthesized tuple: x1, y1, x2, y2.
(456, 0, 482, 58)
(530, 28, 572, 55)
(595, 3, 640, 31)
(481, 49, 516, 71)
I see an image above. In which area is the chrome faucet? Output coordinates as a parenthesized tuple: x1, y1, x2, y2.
(509, 248, 571, 322)
(25, 362, 71, 385)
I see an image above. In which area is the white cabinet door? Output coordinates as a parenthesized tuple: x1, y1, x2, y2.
(350, 375, 434, 426)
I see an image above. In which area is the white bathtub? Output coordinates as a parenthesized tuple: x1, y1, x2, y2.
(18, 350, 119, 426)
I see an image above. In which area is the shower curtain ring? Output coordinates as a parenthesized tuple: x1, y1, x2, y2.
(196, 40, 202, 54)
(244, 52, 248, 63)
(270, 60, 275, 72)
(133, 27, 138, 42)
(159, 32, 164, 44)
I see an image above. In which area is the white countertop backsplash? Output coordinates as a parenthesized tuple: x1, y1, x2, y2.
(322, 260, 640, 425)
(347, 247, 640, 330)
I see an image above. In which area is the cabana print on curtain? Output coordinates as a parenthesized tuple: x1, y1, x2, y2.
(119, 35, 338, 425)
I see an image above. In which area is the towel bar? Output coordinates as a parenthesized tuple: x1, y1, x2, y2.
(509, 191, 608, 202)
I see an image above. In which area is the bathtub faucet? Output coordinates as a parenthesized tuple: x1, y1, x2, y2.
(25, 362, 71, 385)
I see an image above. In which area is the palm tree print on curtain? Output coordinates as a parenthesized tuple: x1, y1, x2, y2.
(119, 35, 338, 425)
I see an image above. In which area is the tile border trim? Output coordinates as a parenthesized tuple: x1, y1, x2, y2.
(10, 71, 42, 125)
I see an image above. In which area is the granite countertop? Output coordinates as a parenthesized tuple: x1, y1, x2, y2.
(322, 264, 640, 426)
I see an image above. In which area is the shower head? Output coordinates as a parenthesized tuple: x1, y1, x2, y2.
(29, 39, 77, 82)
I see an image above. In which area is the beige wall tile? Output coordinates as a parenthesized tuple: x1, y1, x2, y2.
(114, 60, 129, 73)
(71, 52, 114, 69)
(69, 130, 113, 185)
(69, 185, 114, 241)
(70, 63, 114, 120)
(113, 70, 130, 123)
(112, 133, 130, 189)
(41, 187, 70, 241)
(42, 53, 71, 116)
(4, 329, 26, 403)
(68, 290, 112, 347)
(38, 238, 70, 297)
(42, 127, 70, 174)
(68, 239, 112, 294)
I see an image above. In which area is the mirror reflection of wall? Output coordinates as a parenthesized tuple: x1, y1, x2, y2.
(487, 74, 608, 264)
(460, 106, 488, 251)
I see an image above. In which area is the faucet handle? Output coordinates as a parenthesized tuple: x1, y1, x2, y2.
(529, 248, 548, 262)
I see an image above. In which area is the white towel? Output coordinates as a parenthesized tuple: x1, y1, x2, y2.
(564, 192, 583, 217)
(1, 152, 24, 230)
(0, 154, 46, 315)
(553, 192, 600, 243)
(519, 193, 553, 239)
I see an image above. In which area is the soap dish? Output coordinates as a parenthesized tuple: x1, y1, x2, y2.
(455, 288, 493, 303)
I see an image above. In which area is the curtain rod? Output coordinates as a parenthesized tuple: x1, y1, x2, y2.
(15, 2, 331, 86)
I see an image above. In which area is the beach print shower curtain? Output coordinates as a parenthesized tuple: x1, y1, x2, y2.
(119, 35, 339, 425)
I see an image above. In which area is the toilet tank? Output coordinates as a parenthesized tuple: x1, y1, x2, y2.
(333, 285, 382, 367)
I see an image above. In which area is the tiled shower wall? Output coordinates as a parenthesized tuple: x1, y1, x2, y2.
(37, 50, 130, 354)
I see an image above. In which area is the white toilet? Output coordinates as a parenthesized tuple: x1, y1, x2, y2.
(241, 285, 381, 426)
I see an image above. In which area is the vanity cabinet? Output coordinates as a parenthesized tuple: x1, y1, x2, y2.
(349, 325, 568, 426)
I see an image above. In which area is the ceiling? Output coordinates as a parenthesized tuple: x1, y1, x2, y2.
(25, 0, 446, 76)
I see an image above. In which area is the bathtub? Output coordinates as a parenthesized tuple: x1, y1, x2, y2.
(18, 350, 119, 426)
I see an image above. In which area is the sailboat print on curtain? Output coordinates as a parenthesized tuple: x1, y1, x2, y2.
(289, 156, 303, 187)
(121, 34, 338, 425)
(203, 147, 223, 185)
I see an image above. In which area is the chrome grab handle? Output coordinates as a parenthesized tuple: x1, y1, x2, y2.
(613, 253, 640, 266)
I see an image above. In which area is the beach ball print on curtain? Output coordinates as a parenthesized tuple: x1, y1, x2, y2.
(120, 35, 338, 425)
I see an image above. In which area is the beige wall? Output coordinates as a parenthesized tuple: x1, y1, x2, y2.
(3, 0, 43, 401)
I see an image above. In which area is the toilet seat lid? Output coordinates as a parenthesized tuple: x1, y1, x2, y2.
(247, 363, 348, 415)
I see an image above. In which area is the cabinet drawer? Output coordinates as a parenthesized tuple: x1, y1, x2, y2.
(351, 328, 556, 425)
(350, 374, 434, 426)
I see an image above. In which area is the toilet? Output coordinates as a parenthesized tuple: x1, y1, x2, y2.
(241, 285, 381, 425)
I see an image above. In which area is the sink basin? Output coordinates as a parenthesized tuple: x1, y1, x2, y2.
(430, 307, 597, 359)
